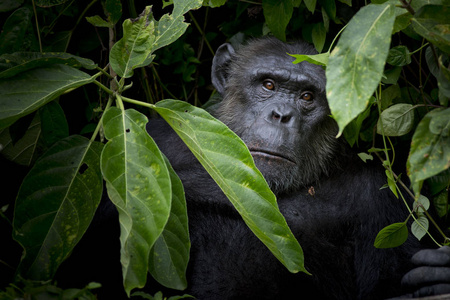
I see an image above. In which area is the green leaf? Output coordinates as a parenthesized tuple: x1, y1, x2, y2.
(13, 135, 103, 280)
(411, 5, 450, 54)
(101, 107, 172, 295)
(202, 0, 227, 7)
(153, 99, 308, 275)
(0, 113, 41, 166)
(319, 0, 336, 21)
(110, 0, 202, 78)
(433, 189, 450, 217)
(377, 103, 414, 136)
(380, 84, 401, 110)
(0, 64, 95, 130)
(386, 46, 411, 66)
(413, 194, 430, 212)
(427, 168, 450, 195)
(0, 52, 96, 78)
(105, 0, 122, 25)
(385, 169, 398, 198)
(357, 152, 373, 163)
(262, 0, 294, 42)
(109, 6, 156, 78)
(326, 3, 396, 136)
(86, 15, 113, 28)
(374, 222, 408, 248)
(0, 0, 24, 12)
(35, 0, 69, 7)
(407, 108, 450, 196)
(312, 23, 326, 53)
(411, 214, 429, 241)
(0, 7, 32, 55)
(343, 100, 373, 147)
(149, 155, 190, 290)
(39, 101, 69, 147)
(289, 52, 329, 66)
(438, 56, 450, 105)
(304, 0, 316, 13)
(382, 67, 402, 85)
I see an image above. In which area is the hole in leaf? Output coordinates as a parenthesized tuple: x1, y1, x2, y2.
(79, 163, 89, 175)
(126, 128, 130, 133)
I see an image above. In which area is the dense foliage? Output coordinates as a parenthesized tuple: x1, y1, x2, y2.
(0, 0, 449, 298)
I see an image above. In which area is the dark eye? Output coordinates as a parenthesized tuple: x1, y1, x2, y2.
(262, 80, 275, 91)
(301, 92, 314, 101)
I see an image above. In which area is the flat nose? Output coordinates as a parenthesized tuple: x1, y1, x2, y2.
(272, 108, 292, 123)
(264, 103, 297, 127)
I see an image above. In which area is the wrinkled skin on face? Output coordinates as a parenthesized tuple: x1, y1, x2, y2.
(212, 38, 342, 193)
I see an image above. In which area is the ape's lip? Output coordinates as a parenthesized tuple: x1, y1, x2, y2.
(249, 148, 296, 165)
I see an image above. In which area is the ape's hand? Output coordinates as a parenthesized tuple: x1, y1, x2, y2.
(402, 246, 450, 297)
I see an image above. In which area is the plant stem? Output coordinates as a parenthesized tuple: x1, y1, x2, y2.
(121, 96, 156, 109)
(90, 97, 114, 143)
(31, 0, 43, 53)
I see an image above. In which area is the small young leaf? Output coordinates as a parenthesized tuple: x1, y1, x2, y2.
(411, 214, 429, 241)
(377, 103, 414, 136)
(110, 0, 202, 78)
(357, 152, 373, 163)
(86, 15, 113, 28)
(386, 46, 411, 67)
(303, 0, 317, 13)
(385, 169, 398, 198)
(374, 222, 408, 248)
(413, 194, 430, 212)
(289, 53, 329, 66)
(153, 99, 308, 275)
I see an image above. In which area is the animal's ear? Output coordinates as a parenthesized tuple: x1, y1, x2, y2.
(211, 43, 235, 96)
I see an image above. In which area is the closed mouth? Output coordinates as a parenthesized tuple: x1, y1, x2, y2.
(249, 148, 296, 165)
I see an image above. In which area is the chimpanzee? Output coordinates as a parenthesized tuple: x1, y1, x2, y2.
(57, 37, 450, 299)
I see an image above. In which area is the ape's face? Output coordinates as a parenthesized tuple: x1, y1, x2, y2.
(212, 38, 339, 193)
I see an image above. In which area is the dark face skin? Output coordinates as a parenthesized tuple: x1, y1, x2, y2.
(212, 38, 340, 193)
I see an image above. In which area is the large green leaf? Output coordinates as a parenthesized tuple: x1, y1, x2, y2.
(109, 0, 202, 78)
(412, 5, 450, 54)
(0, 64, 95, 130)
(326, 3, 396, 136)
(407, 108, 450, 196)
(13, 135, 103, 280)
(101, 107, 172, 295)
(149, 155, 190, 290)
(0, 7, 32, 55)
(0, 52, 96, 79)
(153, 99, 308, 274)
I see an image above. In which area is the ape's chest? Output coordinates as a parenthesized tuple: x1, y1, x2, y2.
(185, 204, 356, 299)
